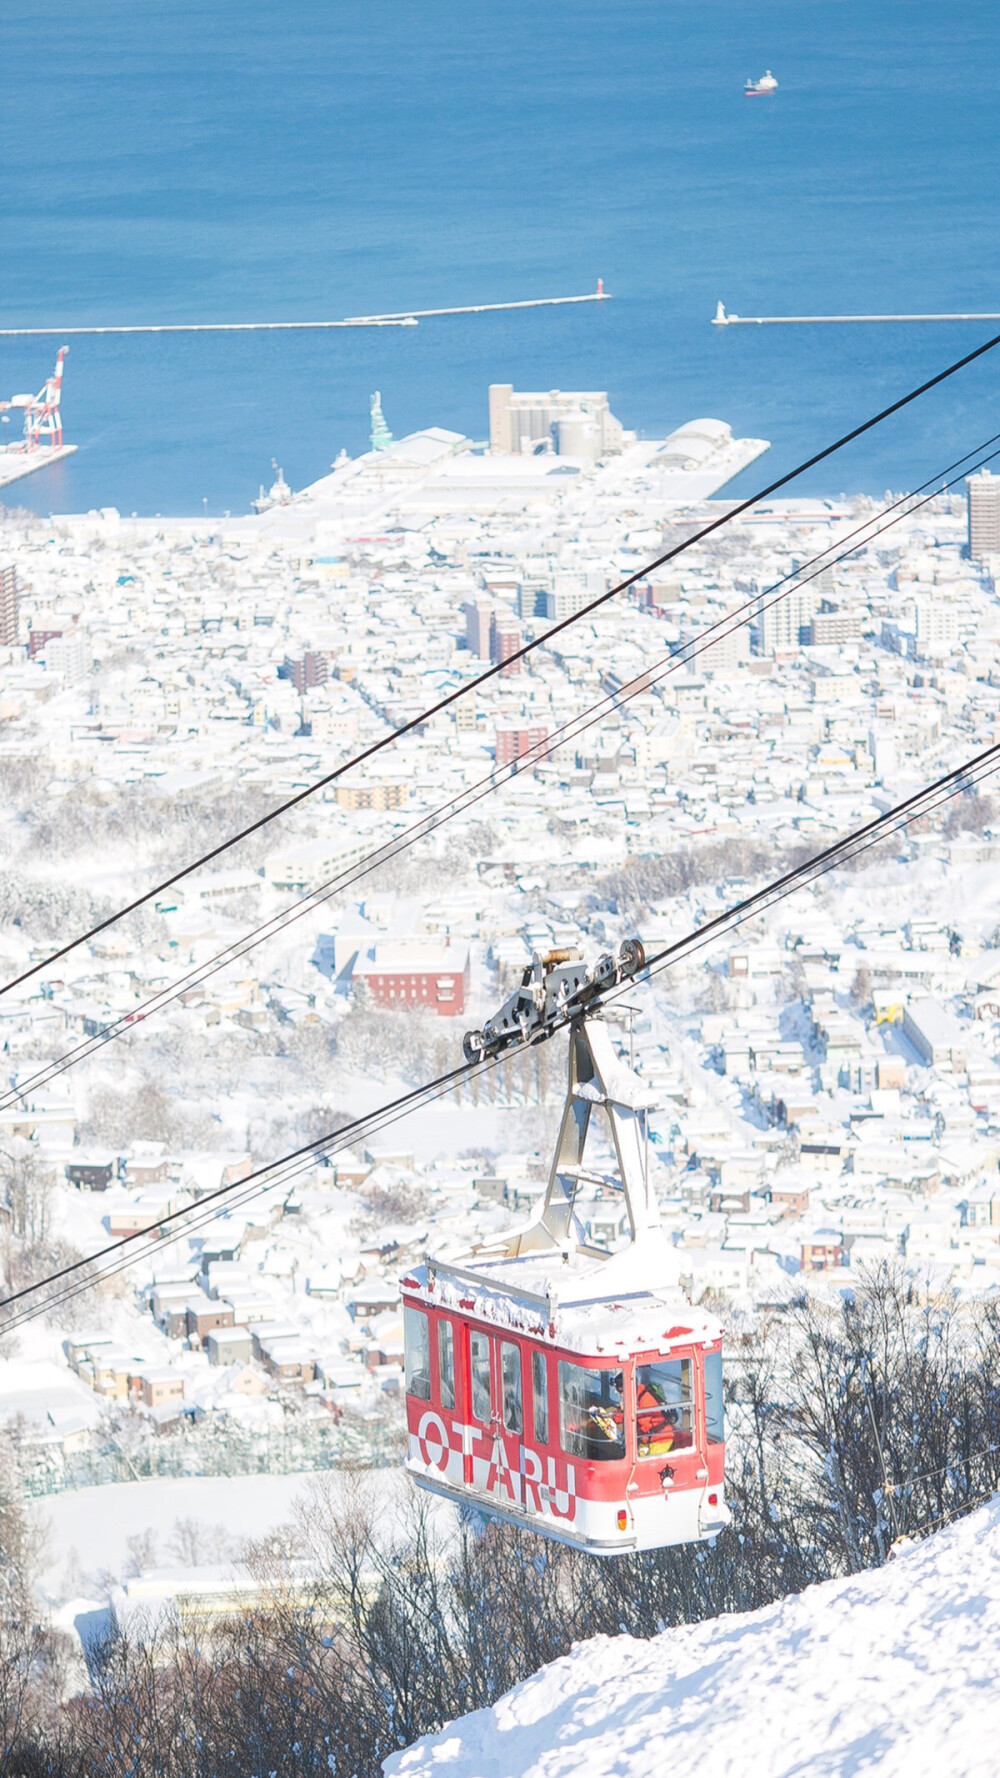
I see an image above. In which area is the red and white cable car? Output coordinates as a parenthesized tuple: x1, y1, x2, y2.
(401, 951, 728, 1556)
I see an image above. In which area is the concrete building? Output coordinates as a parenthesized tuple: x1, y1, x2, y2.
(543, 577, 595, 622)
(0, 564, 19, 646)
(968, 469, 1000, 559)
(152, 1286, 194, 1339)
(335, 777, 411, 810)
(185, 1293, 236, 1340)
(488, 385, 631, 459)
(66, 1155, 116, 1191)
(205, 1326, 254, 1366)
(496, 723, 548, 768)
(759, 584, 817, 656)
(914, 595, 962, 658)
(801, 1230, 844, 1272)
(809, 606, 861, 646)
(517, 579, 550, 620)
(28, 626, 60, 659)
(44, 630, 92, 683)
(490, 610, 521, 674)
(284, 651, 329, 692)
(140, 1371, 185, 1410)
(903, 997, 968, 1071)
(265, 834, 370, 893)
(463, 596, 494, 657)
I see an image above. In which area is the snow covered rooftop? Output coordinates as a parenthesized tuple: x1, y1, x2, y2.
(387, 1496, 1000, 1778)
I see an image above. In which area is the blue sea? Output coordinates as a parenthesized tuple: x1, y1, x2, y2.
(2, 0, 1000, 518)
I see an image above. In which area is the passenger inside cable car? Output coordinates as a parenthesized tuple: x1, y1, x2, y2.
(635, 1358, 695, 1458)
(559, 1362, 625, 1461)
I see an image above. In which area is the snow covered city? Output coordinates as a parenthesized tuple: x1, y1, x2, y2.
(3, 4, 1000, 1774)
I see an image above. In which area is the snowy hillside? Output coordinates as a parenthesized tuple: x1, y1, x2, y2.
(386, 1500, 1000, 1778)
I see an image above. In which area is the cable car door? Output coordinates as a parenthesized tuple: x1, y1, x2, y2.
(633, 1351, 703, 1499)
(467, 1327, 525, 1508)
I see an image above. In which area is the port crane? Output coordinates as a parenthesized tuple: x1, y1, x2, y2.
(0, 347, 69, 450)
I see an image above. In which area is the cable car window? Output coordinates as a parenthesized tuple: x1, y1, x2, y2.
(558, 1361, 625, 1461)
(470, 1330, 491, 1423)
(704, 1349, 724, 1444)
(501, 1342, 523, 1434)
(635, 1358, 694, 1457)
(404, 1306, 431, 1401)
(532, 1349, 549, 1444)
(438, 1318, 456, 1411)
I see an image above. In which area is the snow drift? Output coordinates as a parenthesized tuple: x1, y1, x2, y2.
(386, 1498, 1000, 1778)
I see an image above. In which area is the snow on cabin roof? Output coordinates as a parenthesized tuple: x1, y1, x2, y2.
(404, 1249, 722, 1356)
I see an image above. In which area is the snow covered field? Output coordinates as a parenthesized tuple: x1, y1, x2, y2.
(387, 1500, 1000, 1778)
(39, 1472, 311, 1597)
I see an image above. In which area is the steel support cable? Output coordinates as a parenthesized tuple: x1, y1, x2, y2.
(616, 751, 1000, 1005)
(0, 1052, 486, 1322)
(7, 433, 1000, 1114)
(559, 746, 1000, 1027)
(7, 328, 1000, 1000)
(6, 767, 997, 1335)
(14, 744, 1000, 1329)
(6, 743, 1000, 1331)
(634, 759, 1000, 991)
(884, 1440, 1000, 1496)
(3, 747, 990, 1333)
(633, 742, 1000, 981)
(0, 1047, 513, 1332)
(908, 1483, 998, 1539)
(7, 747, 1000, 1324)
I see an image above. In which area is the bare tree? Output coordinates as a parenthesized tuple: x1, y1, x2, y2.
(0, 1143, 54, 1246)
(166, 1518, 235, 1568)
(5, 1268, 1000, 1777)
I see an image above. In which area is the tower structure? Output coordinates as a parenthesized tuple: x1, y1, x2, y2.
(463, 596, 494, 658)
(759, 582, 817, 656)
(968, 470, 1000, 560)
(369, 391, 394, 453)
(0, 566, 20, 647)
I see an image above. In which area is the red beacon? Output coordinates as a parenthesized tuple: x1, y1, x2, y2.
(401, 942, 728, 1556)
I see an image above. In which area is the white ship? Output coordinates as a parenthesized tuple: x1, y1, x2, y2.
(745, 70, 778, 96)
(252, 460, 293, 513)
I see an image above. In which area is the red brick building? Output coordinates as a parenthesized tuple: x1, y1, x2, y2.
(800, 1230, 843, 1272)
(355, 943, 470, 1017)
(496, 723, 548, 768)
(490, 611, 521, 676)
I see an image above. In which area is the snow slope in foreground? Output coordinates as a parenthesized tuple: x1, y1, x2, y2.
(386, 1498, 1000, 1778)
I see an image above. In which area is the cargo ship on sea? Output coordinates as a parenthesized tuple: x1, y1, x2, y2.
(745, 70, 778, 96)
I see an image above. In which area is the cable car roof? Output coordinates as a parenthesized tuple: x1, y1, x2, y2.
(403, 1251, 723, 1358)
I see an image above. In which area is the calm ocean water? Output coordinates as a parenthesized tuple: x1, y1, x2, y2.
(2, 0, 1000, 517)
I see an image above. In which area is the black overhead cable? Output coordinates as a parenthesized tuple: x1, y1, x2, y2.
(0, 1048, 510, 1332)
(636, 736, 1000, 980)
(5, 429, 1000, 1114)
(632, 746, 1000, 987)
(0, 1054, 478, 1318)
(5, 738, 999, 1332)
(5, 326, 1000, 999)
